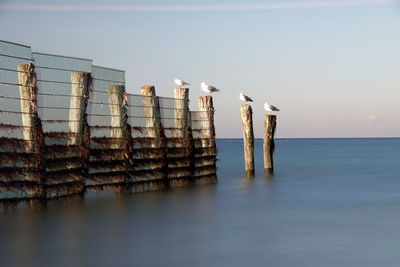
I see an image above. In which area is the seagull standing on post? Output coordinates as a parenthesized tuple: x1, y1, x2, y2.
(201, 82, 220, 95)
(239, 93, 253, 103)
(174, 78, 190, 87)
(264, 102, 280, 112)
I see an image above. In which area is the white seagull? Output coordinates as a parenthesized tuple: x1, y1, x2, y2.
(239, 93, 253, 103)
(201, 82, 220, 95)
(174, 78, 190, 87)
(264, 102, 280, 112)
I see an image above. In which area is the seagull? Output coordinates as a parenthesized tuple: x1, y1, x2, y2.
(264, 102, 280, 112)
(201, 82, 220, 95)
(239, 93, 253, 103)
(174, 78, 190, 87)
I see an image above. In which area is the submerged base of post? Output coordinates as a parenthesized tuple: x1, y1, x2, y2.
(245, 171, 255, 179)
(264, 169, 273, 177)
(263, 115, 277, 174)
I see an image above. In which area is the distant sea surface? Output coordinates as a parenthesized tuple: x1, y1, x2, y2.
(2, 138, 400, 267)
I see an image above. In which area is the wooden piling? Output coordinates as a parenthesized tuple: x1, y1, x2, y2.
(240, 105, 254, 176)
(263, 115, 277, 173)
(174, 88, 189, 138)
(98, 84, 130, 188)
(14, 63, 44, 199)
(44, 72, 90, 198)
(68, 72, 91, 145)
(197, 96, 215, 148)
(108, 85, 127, 145)
(17, 63, 39, 152)
(140, 86, 162, 138)
(139, 85, 167, 185)
(195, 96, 217, 184)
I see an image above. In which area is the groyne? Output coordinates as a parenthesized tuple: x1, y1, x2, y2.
(0, 40, 217, 201)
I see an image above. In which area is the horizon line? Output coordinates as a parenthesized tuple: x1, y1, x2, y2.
(218, 137, 400, 139)
(0, 0, 398, 12)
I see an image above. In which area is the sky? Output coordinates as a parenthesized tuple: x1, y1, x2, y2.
(1, 0, 400, 138)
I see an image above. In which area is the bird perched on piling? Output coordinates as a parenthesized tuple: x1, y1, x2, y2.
(239, 93, 253, 103)
(264, 102, 280, 112)
(174, 78, 190, 87)
(201, 82, 220, 95)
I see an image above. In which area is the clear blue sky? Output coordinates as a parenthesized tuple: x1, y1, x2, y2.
(1, 0, 400, 138)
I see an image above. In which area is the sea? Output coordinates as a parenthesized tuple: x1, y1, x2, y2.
(1, 138, 400, 267)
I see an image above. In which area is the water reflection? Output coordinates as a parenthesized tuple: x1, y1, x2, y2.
(240, 175, 254, 192)
(0, 199, 44, 213)
(5, 210, 41, 267)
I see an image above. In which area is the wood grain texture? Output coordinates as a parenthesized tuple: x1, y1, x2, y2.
(240, 105, 254, 176)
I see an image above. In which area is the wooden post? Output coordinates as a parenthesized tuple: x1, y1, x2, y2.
(196, 96, 217, 184)
(140, 86, 162, 138)
(107, 84, 129, 186)
(17, 63, 38, 152)
(16, 63, 44, 199)
(174, 88, 189, 138)
(108, 84, 127, 143)
(264, 115, 277, 174)
(68, 72, 91, 145)
(140, 85, 167, 186)
(240, 105, 254, 176)
(197, 96, 215, 148)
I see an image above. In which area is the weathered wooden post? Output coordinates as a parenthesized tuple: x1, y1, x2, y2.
(168, 88, 192, 187)
(140, 85, 167, 186)
(106, 84, 129, 189)
(140, 86, 162, 139)
(240, 105, 254, 177)
(196, 96, 217, 184)
(197, 96, 215, 148)
(17, 63, 39, 152)
(174, 87, 189, 138)
(264, 115, 277, 174)
(15, 63, 44, 199)
(68, 72, 91, 145)
(108, 85, 127, 147)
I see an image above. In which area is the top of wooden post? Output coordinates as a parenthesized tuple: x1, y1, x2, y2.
(240, 104, 254, 140)
(198, 95, 214, 111)
(240, 104, 252, 114)
(174, 88, 189, 100)
(140, 85, 156, 96)
(71, 72, 91, 97)
(71, 71, 91, 81)
(264, 114, 277, 119)
(17, 63, 37, 88)
(108, 84, 125, 94)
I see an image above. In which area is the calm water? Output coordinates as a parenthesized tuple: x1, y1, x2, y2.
(2, 138, 400, 267)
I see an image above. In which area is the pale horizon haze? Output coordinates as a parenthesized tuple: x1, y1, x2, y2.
(1, 0, 400, 138)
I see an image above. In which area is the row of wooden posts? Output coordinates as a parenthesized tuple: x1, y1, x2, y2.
(15, 64, 216, 150)
(240, 105, 277, 177)
(0, 64, 218, 200)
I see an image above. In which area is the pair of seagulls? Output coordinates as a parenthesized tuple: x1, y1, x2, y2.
(240, 93, 280, 112)
(174, 78, 279, 112)
(174, 78, 220, 95)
